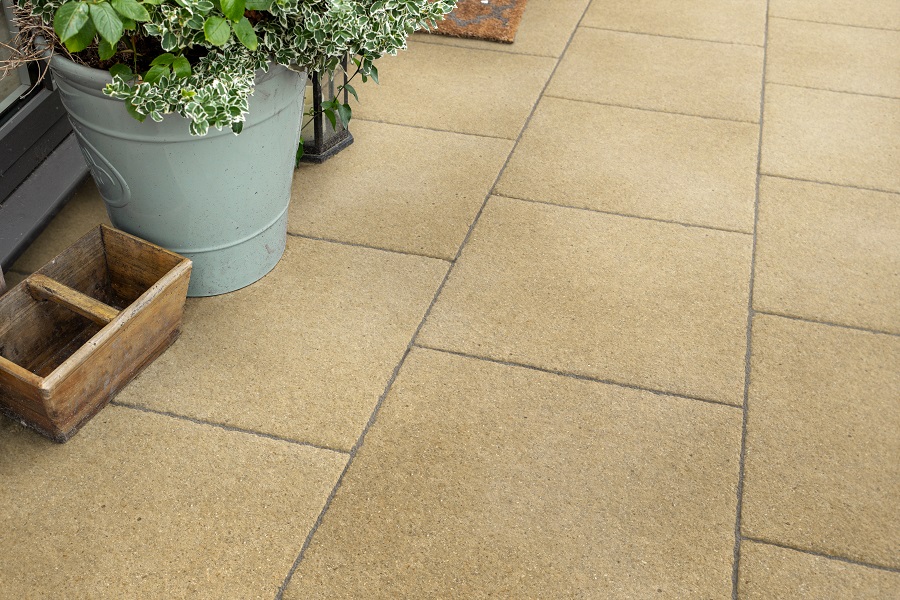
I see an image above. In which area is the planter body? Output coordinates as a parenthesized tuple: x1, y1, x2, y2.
(50, 56, 306, 296)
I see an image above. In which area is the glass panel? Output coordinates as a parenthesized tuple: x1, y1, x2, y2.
(0, 1, 32, 116)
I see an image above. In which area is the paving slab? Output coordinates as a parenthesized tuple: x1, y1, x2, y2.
(0, 406, 346, 599)
(286, 348, 743, 599)
(583, 0, 767, 45)
(114, 236, 447, 452)
(739, 541, 900, 599)
(767, 18, 900, 98)
(11, 178, 109, 273)
(497, 97, 759, 232)
(290, 119, 512, 260)
(743, 315, 900, 568)
(769, 0, 900, 31)
(761, 84, 900, 192)
(418, 197, 752, 405)
(754, 177, 900, 333)
(353, 41, 556, 139)
(549, 28, 763, 122)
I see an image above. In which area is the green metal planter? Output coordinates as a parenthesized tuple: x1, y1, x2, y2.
(50, 56, 306, 296)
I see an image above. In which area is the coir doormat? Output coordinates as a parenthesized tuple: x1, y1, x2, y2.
(432, 0, 528, 44)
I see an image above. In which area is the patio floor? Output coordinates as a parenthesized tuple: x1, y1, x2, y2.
(2, 0, 899, 597)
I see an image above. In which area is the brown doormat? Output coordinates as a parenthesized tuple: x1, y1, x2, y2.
(432, 0, 528, 44)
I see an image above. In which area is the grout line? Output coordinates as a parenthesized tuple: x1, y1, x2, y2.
(733, 4, 771, 598)
(414, 344, 744, 411)
(742, 536, 900, 574)
(759, 173, 900, 196)
(274, 5, 596, 597)
(768, 15, 900, 33)
(110, 402, 349, 455)
(494, 193, 754, 236)
(543, 94, 759, 125)
(754, 309, 900, 338)
(272, 289, 445, 599)
(411, 35, 557, 58)
(352, 116, 516, 141)
(286, 232, 452, 263)
(578, 24, 764, 47)
(765, 81, 900, 101)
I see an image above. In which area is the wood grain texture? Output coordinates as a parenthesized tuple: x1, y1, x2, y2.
(26, 274, 120, 326)
(0, 225, 191, 442)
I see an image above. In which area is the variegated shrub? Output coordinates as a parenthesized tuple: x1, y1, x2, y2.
(17, 0, 456, 135)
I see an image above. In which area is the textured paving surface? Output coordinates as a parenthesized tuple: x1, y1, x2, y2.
(3, 1, 898, 597)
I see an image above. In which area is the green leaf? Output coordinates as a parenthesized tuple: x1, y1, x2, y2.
(231, 121, 243, 134)
(343, 82, 358, 103)
(141, 0, 161, 4)
(143, 63, 169, 83)
(89, 2, 124, 45)
(120, 16, 136, 30)
(111, 0, 150, 21)
(203, 15, 230, 46)
(63, 18, 95, 52)
(150, 52, 175, 66)
(98, 38, 116, 60)
(369, 65, 379, 84)
(109, 63, 133, 79)
(220, 0, 244, 21)
(125, 99, 146, 122)
(232, 17, 257, 50)
(172, 55, 191, 78)
(54, 2, 90, 42)
(336, 102, 351, 128)
(244, 0, 271, 9)
(323, 107, 336, 130)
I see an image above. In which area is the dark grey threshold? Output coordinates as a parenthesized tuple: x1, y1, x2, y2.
(0, 133, 89, 270)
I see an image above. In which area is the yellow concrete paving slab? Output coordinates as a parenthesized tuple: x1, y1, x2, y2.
(767, 18, 900, 98)
(286, 348, 743, 599)
(583, 0, 767, 46)
(743, 315, 900, 568)
(739, 541, 900, 598)
(769, 0, 900, 31)
(415, 0, 591, 58)
(2, 270, 25, 289)
(11, 178, 109, 273)
(761, 84, 900, 192)
(418, 197, 752, 405)
(754, 177, 900, 333)
(352, 41, 556, 139)
(290, 120, 512, 260)
(114, 236, 447, 452)
(548, 28, 763, 122)
(0, 406, 346, 599)
(496, 97, 759, 232)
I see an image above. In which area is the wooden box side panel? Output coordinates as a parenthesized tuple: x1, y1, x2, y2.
(101, 227, 184, 305)
(44, 269, 191, 440)
(0, 367, 49, 428)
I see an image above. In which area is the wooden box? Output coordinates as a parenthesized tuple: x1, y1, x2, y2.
(0, 225, 191, 442)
